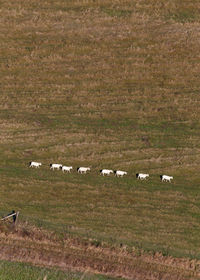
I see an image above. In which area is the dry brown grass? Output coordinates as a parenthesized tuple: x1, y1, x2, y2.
(0, 224, 199, 280)
(1, 0, 200, 278)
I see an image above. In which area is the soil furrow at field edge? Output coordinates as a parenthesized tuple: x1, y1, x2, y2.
(0, 230, 199, 280)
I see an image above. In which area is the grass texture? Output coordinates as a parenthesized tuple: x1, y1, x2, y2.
(0, 260, 119, 280)
(0, 0, 200, 262)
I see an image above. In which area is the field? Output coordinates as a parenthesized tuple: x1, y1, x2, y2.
(0, 260, 121, 280)
(1, 0, 200, 279)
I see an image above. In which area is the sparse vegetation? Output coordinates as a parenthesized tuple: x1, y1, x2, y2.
(1, 0, 200, 278)
(0, 260, 120, 280)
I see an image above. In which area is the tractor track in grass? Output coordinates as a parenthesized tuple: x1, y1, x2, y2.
(0, 226, 199, 280)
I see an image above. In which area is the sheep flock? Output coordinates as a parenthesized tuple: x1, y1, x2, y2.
(29, 161, 173, 182)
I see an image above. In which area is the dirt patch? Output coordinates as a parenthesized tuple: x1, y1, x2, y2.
(0, 225, 199, 280)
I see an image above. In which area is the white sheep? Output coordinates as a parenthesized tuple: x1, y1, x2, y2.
(136, 173, 149, 180)
(115, 170, 127, 177)
(77, 167, 90, 174)
(50, 163, 62, 170)
(100, 169, 114, 176)
(62, 166, 73, 173)
(29, 161, 42, 168)
(161, 175, 173, 182)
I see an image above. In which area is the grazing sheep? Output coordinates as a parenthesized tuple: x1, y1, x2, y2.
(160, 175, 173, 182)
(29, 161, 42, 168)
(61, 166, 73, 173)
(115, 170, 127, 177)
(136, 173, 149, 180)
(50, 163, 62, 170)
(77, 167, 90, 174)
(100, 169, 114, 176)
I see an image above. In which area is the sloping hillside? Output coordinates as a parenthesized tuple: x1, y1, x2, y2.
(1, 0, 200, 278)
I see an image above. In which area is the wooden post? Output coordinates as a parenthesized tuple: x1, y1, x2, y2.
(15, 211, 19, 225)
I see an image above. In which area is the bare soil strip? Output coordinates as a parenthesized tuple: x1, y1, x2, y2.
(0, 226, 199, 280)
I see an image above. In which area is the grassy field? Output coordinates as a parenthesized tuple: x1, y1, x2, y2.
(0, 0, 200, 275)
(0, 260, 120, 280)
